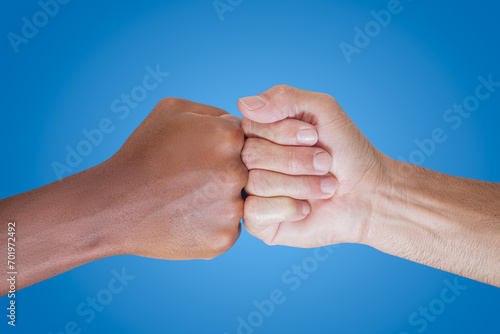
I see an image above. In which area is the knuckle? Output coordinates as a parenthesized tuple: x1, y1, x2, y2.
(157, 97, 182, 109)
(231, 198, 244, 221)
(318, 92, 338, 106)
(226, 159, 248, 186)
(243, 196, 258, 224)
(241, 117, 252, 135)
(270, 85, 297, 119)
(280, 130, 298, 145)
(291, 198, 304, 216)
(245, 137, 260, 148)
(245, 170, 256, 194)
(215, 123, 245, 155)
(247, 170, 267, 195)
(259, 125, 276, 143)
(207, 232, 237, 258)
(234, 163, 249, 188)
(227, 123, 245, 145)
(274, 84, 294, 98)
(286, 150, 301, 174)
(281, 196, 296, 214)
(222, 166, 248, 194)
(241, 139, 259, 168)
(213, 167, 245, 196)
(207, 215, 241, 258)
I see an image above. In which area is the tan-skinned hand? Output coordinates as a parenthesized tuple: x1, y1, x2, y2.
(0, 97, 248, 294)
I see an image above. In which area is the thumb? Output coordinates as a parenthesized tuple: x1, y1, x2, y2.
(237, 85, 342, 125)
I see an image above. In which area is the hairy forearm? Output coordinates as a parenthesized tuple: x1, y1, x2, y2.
(0, 165, 123, 295)
(367, 157, 500, 286)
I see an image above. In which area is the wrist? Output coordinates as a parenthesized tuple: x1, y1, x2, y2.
(78, 161, 135, 257)
(363, 157, 445, 253)
(1, 164, 126, 291)
(364, 157, 447, 252)
(364, 157, 500, 285)
(44, 163, 128, 259)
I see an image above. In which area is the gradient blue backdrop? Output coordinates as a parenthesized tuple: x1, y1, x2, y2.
(1, 0, 499, 333)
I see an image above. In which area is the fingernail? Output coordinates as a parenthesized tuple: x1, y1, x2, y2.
(297, 128, 318, 145)
(321, 176, 338, 195)
(301, 202, 311, 215)
(313, 152, 332, 173)
(239, 96, 267, 111)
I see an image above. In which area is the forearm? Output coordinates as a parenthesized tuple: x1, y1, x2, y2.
(0, 165, 123, 295)
(367, 157, 500, 286)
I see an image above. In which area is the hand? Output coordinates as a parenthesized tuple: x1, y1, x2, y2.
(239, 85, 500, 286)
(0, 97, 248, 294)
(239, 85, 387, 247)
(104, 98, 247, 259)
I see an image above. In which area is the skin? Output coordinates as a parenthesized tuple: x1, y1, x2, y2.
(1, 88, 498, 295)
(239, 85, 500, 287)
(0, 98, 247, 295)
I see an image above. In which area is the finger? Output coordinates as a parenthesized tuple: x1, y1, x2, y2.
(243, 196, 310, 242)
(260, 219, 318, 247)
(220, 114, 242, 126)
(241, 117, 318, 146)
(242, 138, 332, 175)
(237, 85, 343, 125)
(245, 170, 337, 199)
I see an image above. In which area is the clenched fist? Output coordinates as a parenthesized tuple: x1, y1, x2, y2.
(238, 85, 500, 287)
(106, 98, 248, 260)
(239, 85, 383, 247)
(0, 97, 247, 294)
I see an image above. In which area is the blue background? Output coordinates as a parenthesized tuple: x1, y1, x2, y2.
(1, 0, 499, 333)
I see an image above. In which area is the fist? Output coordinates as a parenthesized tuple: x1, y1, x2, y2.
(102, 98, 247, 260)
(239, 85, 387, 248)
